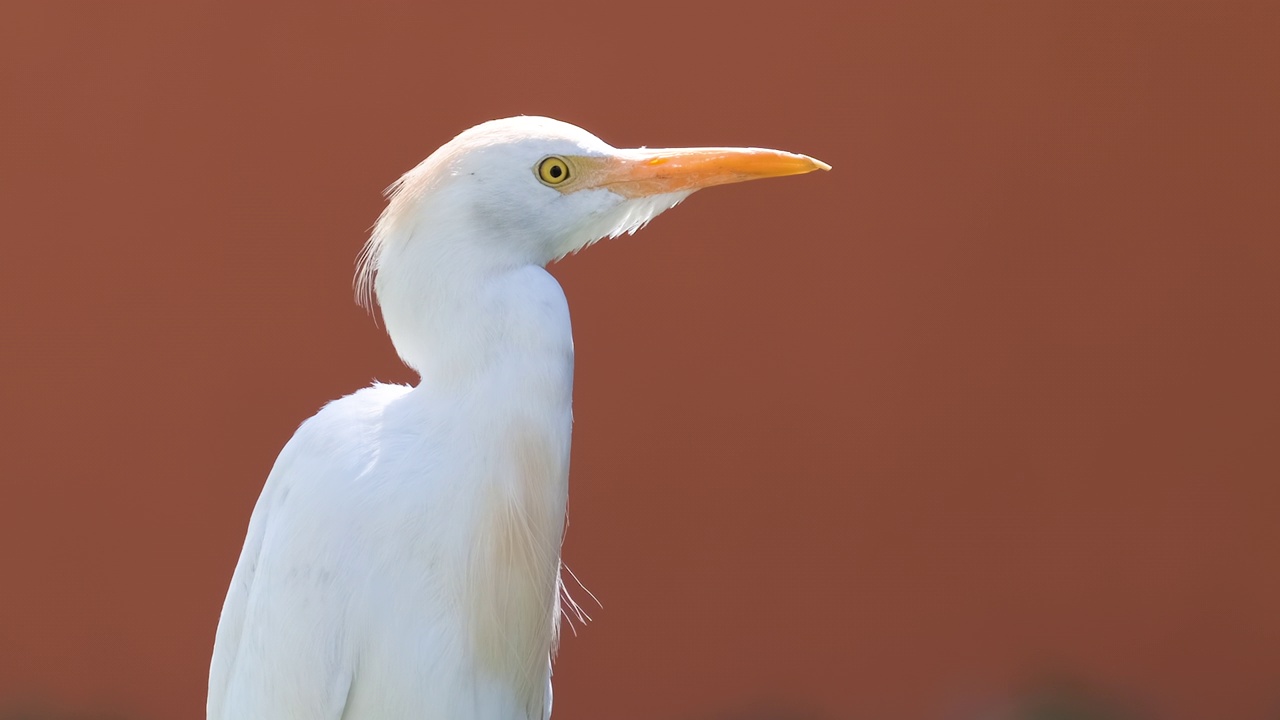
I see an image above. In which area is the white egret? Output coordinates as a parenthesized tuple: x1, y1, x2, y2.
(207, 116, 828, 720)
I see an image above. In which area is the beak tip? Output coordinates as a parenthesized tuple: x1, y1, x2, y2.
(810, 157, 833, 172)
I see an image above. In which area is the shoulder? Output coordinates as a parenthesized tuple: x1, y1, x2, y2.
(317, 382, 414, 423)
(295, 382, 413, 446)
(265, 383, 414, 496)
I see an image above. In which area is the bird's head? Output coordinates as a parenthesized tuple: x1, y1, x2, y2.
(356, 116, 829, 309)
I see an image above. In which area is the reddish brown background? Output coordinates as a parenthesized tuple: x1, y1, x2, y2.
(2, 2, 1278, 719)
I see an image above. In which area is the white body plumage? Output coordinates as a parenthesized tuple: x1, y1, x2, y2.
(207, 117, 827, 720)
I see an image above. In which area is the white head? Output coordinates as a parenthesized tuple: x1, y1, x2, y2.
(356, 116, 828, 372)
(357, 117, 828, 302)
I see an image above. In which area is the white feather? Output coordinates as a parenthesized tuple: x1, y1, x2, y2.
(208, 116, 809, 720)
(211, 117, 696, 720)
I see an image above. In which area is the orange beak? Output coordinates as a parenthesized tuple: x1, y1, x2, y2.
(565, 147, 830, 198)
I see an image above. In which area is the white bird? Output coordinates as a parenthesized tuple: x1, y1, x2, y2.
(207, 116, 828, 720)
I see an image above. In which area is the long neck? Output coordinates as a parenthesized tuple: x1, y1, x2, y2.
(376, 227, 575, 715)
(375, 228, 555, 376)
(378, 244, 496, 383)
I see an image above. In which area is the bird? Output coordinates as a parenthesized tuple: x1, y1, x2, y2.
(207, 116, 829, 720)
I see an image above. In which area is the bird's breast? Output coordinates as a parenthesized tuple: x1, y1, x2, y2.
(460, 408, 570, 719)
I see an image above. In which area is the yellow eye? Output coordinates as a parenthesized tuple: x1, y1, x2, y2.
(536, 156, 571, 185)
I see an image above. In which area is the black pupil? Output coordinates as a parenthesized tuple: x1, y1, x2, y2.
(549, 164, 563, 178)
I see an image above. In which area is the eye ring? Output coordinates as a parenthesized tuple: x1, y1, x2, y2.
(536, 156, 571, 185)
